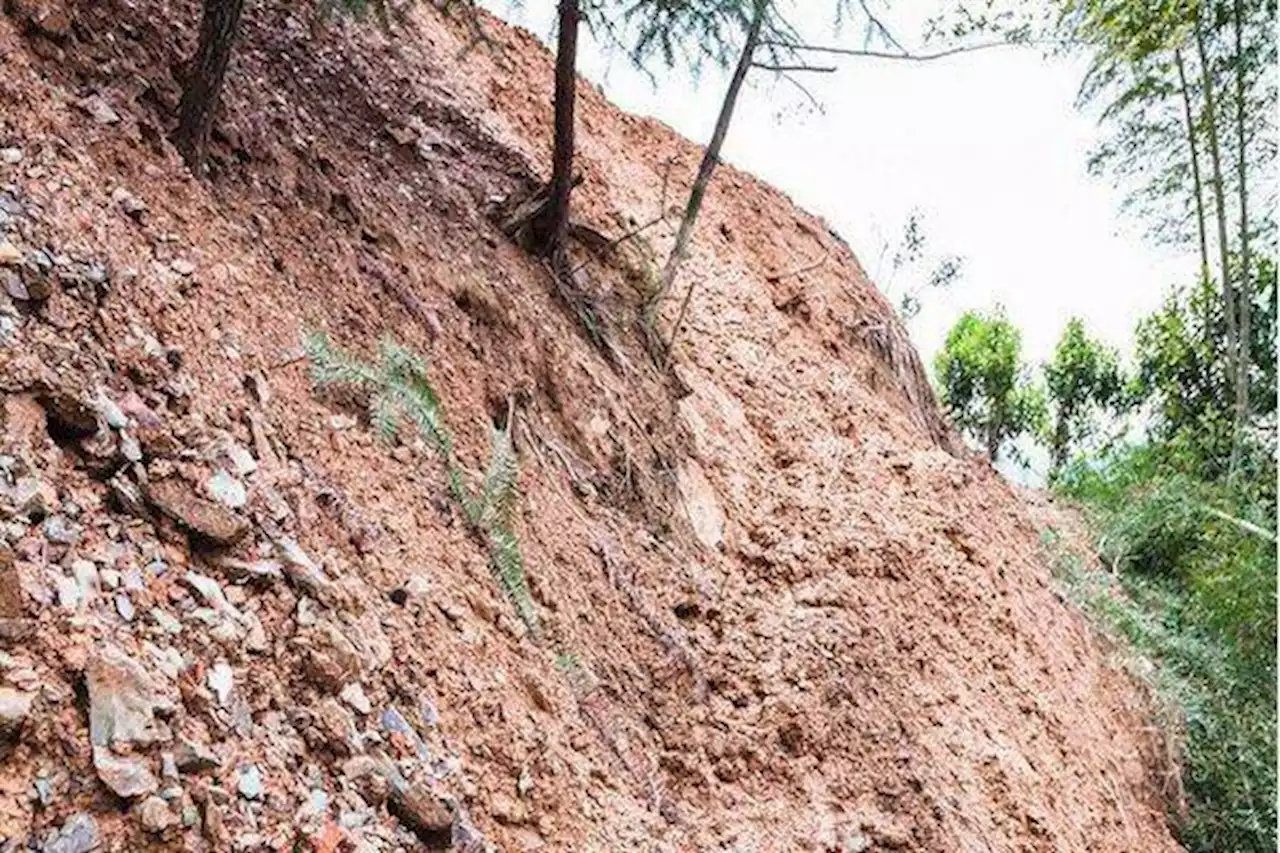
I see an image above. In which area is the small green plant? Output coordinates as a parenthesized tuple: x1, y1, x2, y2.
(303, 332, 538, 632)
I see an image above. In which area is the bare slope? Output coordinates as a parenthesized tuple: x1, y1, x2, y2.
(0, 1, 1178, 851)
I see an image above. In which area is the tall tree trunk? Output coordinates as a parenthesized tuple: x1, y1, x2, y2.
(651, 0, 766, 317)
(1230, 0, 1252, 469)
(530, 0, 581, 260)
(1175, 48, 1211, 289)
(175, 0, 246, 174)
(1194, 15, 1239, 445)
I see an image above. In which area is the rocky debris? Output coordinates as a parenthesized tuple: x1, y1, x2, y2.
(145, 478, 249, 545)
(111, 186, 147, 220)
(301, 697, 357, 757)
(297, 622, 363, 693)
(207, 468, 247, 509)
(0, 686, 34, 738)
(40, 813, 101, 853)
(36, 387, 98, 439)
(175, 737, 221, 773)
(340, 681, 372, 715)
(388, 783, 454, 849)
(42, 513, 79, 544)
(0, 147, 20, 164)
(136, 793, 176, 834)
(0, 240, 19, 265)
(3, 258, 52, 302)
(7, 0, 73, 38)
(55, 575, 82, 611)
(86, 644, 170, 748)
(220, 557, 283, 583)
(85, 645, 167, 794)
(208, 659, 233, 707)
(237, 764, 263, 800)
(0, 542, 34, 641)
(12, 475, 57, 519)
(275, 537, 330, 596)
(76, 94, 120, 125)
(92, 748, 159, 798)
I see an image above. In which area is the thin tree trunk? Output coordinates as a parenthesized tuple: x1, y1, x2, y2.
(1051, 403, 1073, 475)
(530, 0, 581, 260)
(175, 0, 246, 174)
(1194, 15, 1239, 442)
(651, 0, 767, 317)
(1230, 0, 1252, 469)
(1175, 48, 1211, 288)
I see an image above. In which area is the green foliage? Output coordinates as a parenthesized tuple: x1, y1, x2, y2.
(1055, 443, 1276, 851)
(1043, 316, 1124, 473)
(1134, 257, 1277, 475)
(303, 332, 538, 632)
(933, 307, 1046, 460)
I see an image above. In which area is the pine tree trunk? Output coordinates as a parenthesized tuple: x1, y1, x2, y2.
(175, 0, 246, 174)
(530, 0, 581, 260)
(1175, 48, 1211, 290)
(1194, 15, 1239, 444)
(1230, 0, 1251, 469)
(652, 0, 766, 313)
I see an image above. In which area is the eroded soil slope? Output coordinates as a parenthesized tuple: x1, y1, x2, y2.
(0, 1, 1179, 851)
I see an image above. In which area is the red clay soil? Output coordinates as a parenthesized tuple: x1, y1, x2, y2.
(0, 1, 1181, 851)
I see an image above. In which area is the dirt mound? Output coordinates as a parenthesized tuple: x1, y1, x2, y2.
(0, 1, 1179, 851)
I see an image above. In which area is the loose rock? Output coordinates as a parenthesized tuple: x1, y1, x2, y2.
(41, 813, 101, 853)
(207, 469, 247, 509)
(93, 747, 158, 798)
(208, 660, 233, 707)
(137, 794, 176, 834)
(77, 94, 120, 124)
(146, 479, 249, 545)
(87, 644, 169, 747)
(388, 783, 453, 849)
(0, 686, 33, 738)
(175, 737, 221, 773)
(340, 682, 372, 715)
(237, 764, 263, 800)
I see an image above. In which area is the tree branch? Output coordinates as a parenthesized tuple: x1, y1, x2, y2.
(761, 39, 1016, 62)
(751, 62, 837, 73)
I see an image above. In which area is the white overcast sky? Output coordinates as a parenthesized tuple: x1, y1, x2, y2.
(480, 0, 1197, 370)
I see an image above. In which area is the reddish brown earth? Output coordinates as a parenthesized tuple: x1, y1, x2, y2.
(0, 1, 1182, 851)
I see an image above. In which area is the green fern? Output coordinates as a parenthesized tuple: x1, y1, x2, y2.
(303, 331, 538, 633)
(476, 412, 519, 529)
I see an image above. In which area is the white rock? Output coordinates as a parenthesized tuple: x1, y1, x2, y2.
(207, 469, 247, 509)
(55, 576, 82, 611)
(340, 682, 372, 715)
(208, 661, 233, 708)
(237, 764, 263, 800)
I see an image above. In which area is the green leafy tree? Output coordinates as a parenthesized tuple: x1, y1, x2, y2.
(1056, 0, 1276, 472)
(1043, 317, 1124, 474)
(1135, 256, 1277, 479)
(933, 308, 1046, 461)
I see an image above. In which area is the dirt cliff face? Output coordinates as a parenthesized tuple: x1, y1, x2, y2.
(0, 1, 1179, 851)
